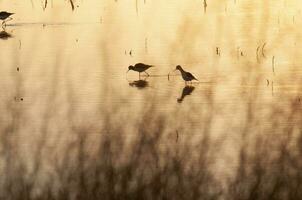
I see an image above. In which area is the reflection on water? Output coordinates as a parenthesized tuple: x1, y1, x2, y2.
(129, 79, 149, 89)
(177, 85, 195, 103)
(0, 29, 12, 40)
(0, 0, 302, 199)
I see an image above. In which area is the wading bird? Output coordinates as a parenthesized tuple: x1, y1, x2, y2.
(0, 11, 14, 26)
(127, 63, 154, 77)
(175, 65, 198, 84)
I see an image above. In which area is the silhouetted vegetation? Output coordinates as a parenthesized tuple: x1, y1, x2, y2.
(0, 86, 301, 199)
(42, 0, 75, 10)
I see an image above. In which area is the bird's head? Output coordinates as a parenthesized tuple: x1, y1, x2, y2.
(127, 65, 134, 73)
(175, 65, 182, 71)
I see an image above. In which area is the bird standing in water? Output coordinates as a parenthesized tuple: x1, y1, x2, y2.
(175, 65, 198, 84)
(0, 11, 14, 26)
(127, 63, 154, 77)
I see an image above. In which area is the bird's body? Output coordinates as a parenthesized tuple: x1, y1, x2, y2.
(127, 63, 154, 77)
(0, 11, 14, 26)
(175, 65, 198, 83)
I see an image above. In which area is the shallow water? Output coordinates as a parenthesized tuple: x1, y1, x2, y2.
(1, 0, 302, 194)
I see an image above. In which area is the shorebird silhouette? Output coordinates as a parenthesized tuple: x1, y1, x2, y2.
(0, 11, 14, 26)
(177, 86, 195, 103)
(127, 63, 154, 77)
(175, 65, 198, 84)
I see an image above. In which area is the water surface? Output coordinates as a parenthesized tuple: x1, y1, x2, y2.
(0, 0, 302, 198)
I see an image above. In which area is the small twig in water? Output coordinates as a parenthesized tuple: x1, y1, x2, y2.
(272, 56, 275, 74)
(216, 47, 220, 56)
(203, 0, 207, 13)
(256, 46, 260, 62)
(136, 0, 138, 15)
(30, 0, 35, 8)
(261, 42, 266, 58)
(145, 38, 148, 53)
(43, 0, 47, 10)
(69, 0, 75, 11)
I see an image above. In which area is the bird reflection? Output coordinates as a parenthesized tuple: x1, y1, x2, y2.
(0, 28, 12, 40)
(129, 79, 148, 89)
(177, 86, 195, 103)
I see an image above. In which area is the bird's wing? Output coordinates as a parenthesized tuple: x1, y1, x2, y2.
(136, 63, 153, 69)
(135, 63, 144, 68)
(188, 72, 198, 81)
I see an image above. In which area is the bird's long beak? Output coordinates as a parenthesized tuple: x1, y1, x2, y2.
(126, 69, 130, 73)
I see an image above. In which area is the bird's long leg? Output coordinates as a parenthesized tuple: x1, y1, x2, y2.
(139, 72, 141, 79)
(144, 71, 150, 76)
(0, 18, 12, 28)
(3, 17, 13, 27)
(6, 17, 13, 23)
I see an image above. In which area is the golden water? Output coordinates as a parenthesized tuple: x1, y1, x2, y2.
(0, 0, 302, 193)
